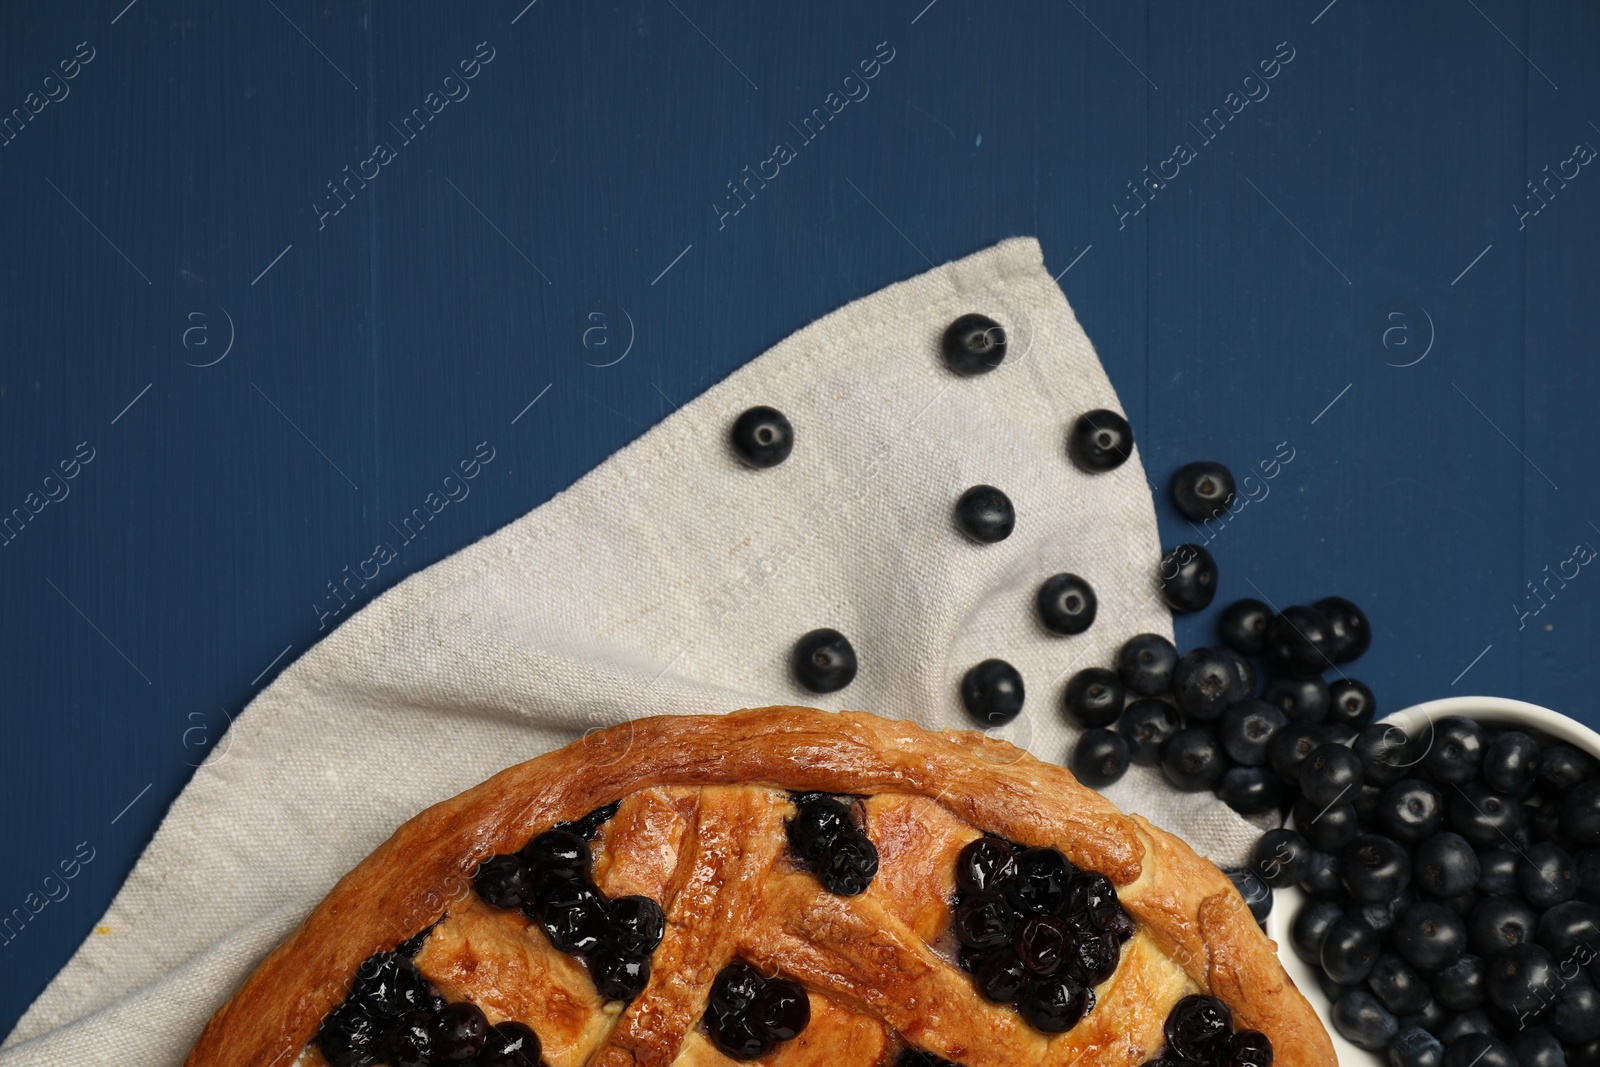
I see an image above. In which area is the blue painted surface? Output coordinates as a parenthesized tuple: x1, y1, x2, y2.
(1, 0, 1596, 1031)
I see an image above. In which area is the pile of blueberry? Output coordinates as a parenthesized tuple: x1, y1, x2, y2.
(1263, 716, 1600, 1067)
(315, 950, 540, 1067)
(473, 802, 667, 1002)
(703, 960, 812, 1060)
(786, 793, 881, 895)
(950, 835, 1136, 1033)
(1140, 994, 1274, 1067)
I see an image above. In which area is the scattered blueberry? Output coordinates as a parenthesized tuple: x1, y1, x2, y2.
(1301, 743, 1366, 808)
(1222, 866, 1274, 923)
(1263, 675, 1332, 724)
(1295, 796, 1360, 852)
(1291, 898, 1346, 964)
(791, 628, 858, 693)
(1315, 596, 1373, 663)
(1327, 679, 1378, 730)
(1158, 543, 1219, 613)
(1264, 605, 1337, 679)
(730, 406, 795, 469)
(1221, 700, 1288, 767)
(1037, 572, 1097, 635)
(1067, 409, 1134, 473)
(961, 659, 1025, 726)
(941, 313, 1007, 376)
(1072, 728, 1132, 788)
(1172, 461, 1237, 522)
(1118, 699, 1182, 766)
(1220, 766, 1286, 816)
(1270, 722, 1332, 786)
(1172, 647, 1245, 722)
(1160, 728, 1229, 792)
(1425, 718, 1489, 786)
(1253, 828, 1314, 888)
(1219, 598, 1273, 656)
(1063, 667, 1125, 729)
(1116, 633, 1179, 696)
(955, 485, 1016, 544)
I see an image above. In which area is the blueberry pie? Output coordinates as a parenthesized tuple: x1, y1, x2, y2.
(184, 707, 1334, 1067)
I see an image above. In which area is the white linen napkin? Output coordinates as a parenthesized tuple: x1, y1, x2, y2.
(2, 236, 1261, 1065)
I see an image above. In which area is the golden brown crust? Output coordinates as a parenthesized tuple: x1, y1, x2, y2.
(184, 706, 1333, 1067)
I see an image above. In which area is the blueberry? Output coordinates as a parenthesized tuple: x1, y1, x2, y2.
(1479, 849, 1521, 895)
(1565, 781, 1600, 845)
(1536, 899, 1600, 958)
(961, 659, 1025, 726)
(1270, 722, 1332, 785)
(591, 952, 651, 1001)
(1486, 943, 1560, 1016)
(1164, 994, 1234, 1063)
(1483, 731, 1541, 796)
(1264, 606, 1337, 679)
(386, 1011, 437, 1067)
(1573, 1041, 1600, 1067)
(522, 829, 590, 880)
(1433, 954, 1487, 1012)
(1014, 914, 1073, 975)
(1036, 572, 1097, 635)
(478, 1022, 542, 1067)
(1172, 461, 1237, 522)
(1400, 997, 1449, 1034)
(431, 1003, 491, 1063)
(1551, 981, 1600, 1044)
(1540, 744, 1598, 793)
(1390, 1025, 1445, 1067)
(1296, 798, 1360, 853)
(1350, 889, 1417, 935)
(788, 798, 851, 861)
(1067, 409, 1134, 473)
(711, 962, 764, 1014)
(1301, 743, 1366, 807)
(819, 832, 879, 895)
(954, 485, 1016, 544)
(1020, 974, 1091, 1033)
(475, 854, 537, 911)
(708, 1003, 773, 1060)
(608, 895, 666, 958)
(1222, 866, 1274, 923)
(1424, 718, 1488, 786)
(1441, 891, 1482, 919)
(1173, 647, 1245, 722)
(317, 1001, 382, 1067)
(350, 953, 438, 1019)
(974, 949, 1029, 1002)
(1264, 676, 1332, 724)
(1064, 928, 1119, 985)
(1580, 849, 1600, 902)
(1119, 699, 1182, 766)
(941, 313, 1007, 375)
(1520, 842, 1578, 908)
(1116, 633, 1179, 696)
(1253, 828, 1314, 888)
(1443, 1035, 1515, 1067)
(1315, 596, 1373, 663)
(1007, 847, 1073, 915)
(957, 838, 1019, 897)
(1532, 800, 1563, 843)
(1394, 901, 1467, 971)
(1379, 779, 1446, 844)
(1222, 648, 1259, 700)
(1371, 952, 1432, 1014)
(1414, 833, 1481, 899)
(1341, 834, 1413, 904)
(1354, 722, 1425, 787)
(1159, 543, 1219, 613)
(730, 406, 795, 468)
(1327, 679, 1378, 730)
(1292, 898, 1347, 964)
(791, 628, 858, 693)
(1230, 1029, 1275, 1067)
(1303, 849, 1345, 900)
(1509, 1028, 1568, 1067)
(1450, 783, 1526, 848)
(1221, 700, 1288, 767)
(1322, 915, 1382, 984)
(1220, 598, 1273, 657)
(1436, 1011, 1493, 1044)
(1160, 728, 1230, 792)
(541, 884, 610, 955)
(1332, 988, 1399, 1051)
(1220, 767, 1286, 816)
(751, 977, 810, 1042)
(1072, 728, 1132, 788)
(1469, 896, 1540, 958)
(1063, 668, 1125, 729)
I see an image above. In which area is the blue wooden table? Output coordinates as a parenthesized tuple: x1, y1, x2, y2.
(1, 0, 1596, 1030)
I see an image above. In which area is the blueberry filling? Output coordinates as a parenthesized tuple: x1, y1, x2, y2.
(896, 1050, 966, 1067)
(704, 960, 811, 1060)
(554, 800, 622, 841)
(1137, 994, 1273, 1067)
(951, 835, 1134, 1034)
(786, 793, 880, 896)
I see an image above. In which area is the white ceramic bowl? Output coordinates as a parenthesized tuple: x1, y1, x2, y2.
(1263, 696, 1600, 1066)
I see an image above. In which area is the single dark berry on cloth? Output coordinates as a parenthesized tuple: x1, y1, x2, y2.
(523, 828, 590, 879)
(1067, 409, 1134, 473)
(1414, 833, 1482, 899)
(1333, 988, 1400, 1051)
(1063, 668, 1125, 729)
(1222, 866, 1274, 923)
(1219, 598, 1275, 658)
(1483, 731, 1541, 796)
(1443, 1035, 1516, 1067)
(1477, 849, 1521, 896)
(1159, 543, 1219, 613)
(1390, 1025, 1445, 1067)
(1301, 743, 1366, 807)
(1520, 841, 1577, 907)
(1537, 899, 1600, 957)
(1437, 1011, 1494, 1045)
(730, 406, 795, 468)
(386, 1011, 437, 1067)
(1015, 914, 1073, 975)
(1565, 781, 1600, 845)
(1173, 647, 1245, 722)
(1221, 700, 1288, 767)
(1119, 699, 1183, 766)
(751, 977, 811, 1042)
(1021, 974, 1091, 1033)
(819, 831, 879, 895)
(476, 854, 537, 911)
(1315, 596, 1373, 663)
(1371, 952, 1433, 1015)
(1425, 718, 1489, 785)
(1165, 994, 1234, 1063)
(1037, 572, 1097, 635)
(961, 659, 1025, 726)
(955, 894, 1016, 951)
(1487, 943, 1561, 1017)
(975, 949, 1030, 1002)
(709, 1004, 774, 1060)
(431, 1002, 491, 1064)
(1551, 981, 1600, 1044)
(1295, 797, 1360, 853)
(957, 837, 1019, 897)
(1230, 1028, 1275, 1067)
(1264, 676, 1332, 724)
(791, 628, 857, 694)
(1253, 828, 1314, 888)
(1269, 722, 1332, 785)
(608, 895, 666, 958)
(711, 962, 764, 1014)
(1379, 779, 1446, 844)
(1353, 723, 1423, 787)
(1433, 954, 1487, 1012)
(591, 952, 652, 1001)
(1303, 849, 1344, 900)
(317, 1001, 382, 1067)
(941, 313, 1007, 376)
(1007, 847, 1073, 915)
(1541, 744, 1599, 792)
(1072, 728, 1132, 788)
(1160, 728, 1229, 792)
(1116, 633, 1179, 696)
(1264, 605, 1337, 678)
(1220, 766, 1286, 816)
(1171, 461, 1238, 522)
(1322, 915, 1382, 984)
(954, 484, 1016, 544)
(1394, 901, 1467, 971)
(478, 1022, 542, 1067)
(1509, 1029, 1568, 1067)
(1292, 898, 1346, 964)
(788, 797, 851, 861)
(1341, 834, 1413, 904)
(1450, 783, 1526, 847)
(1469, 895, 1540, 958)
(1327, 679, 1378, 729)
